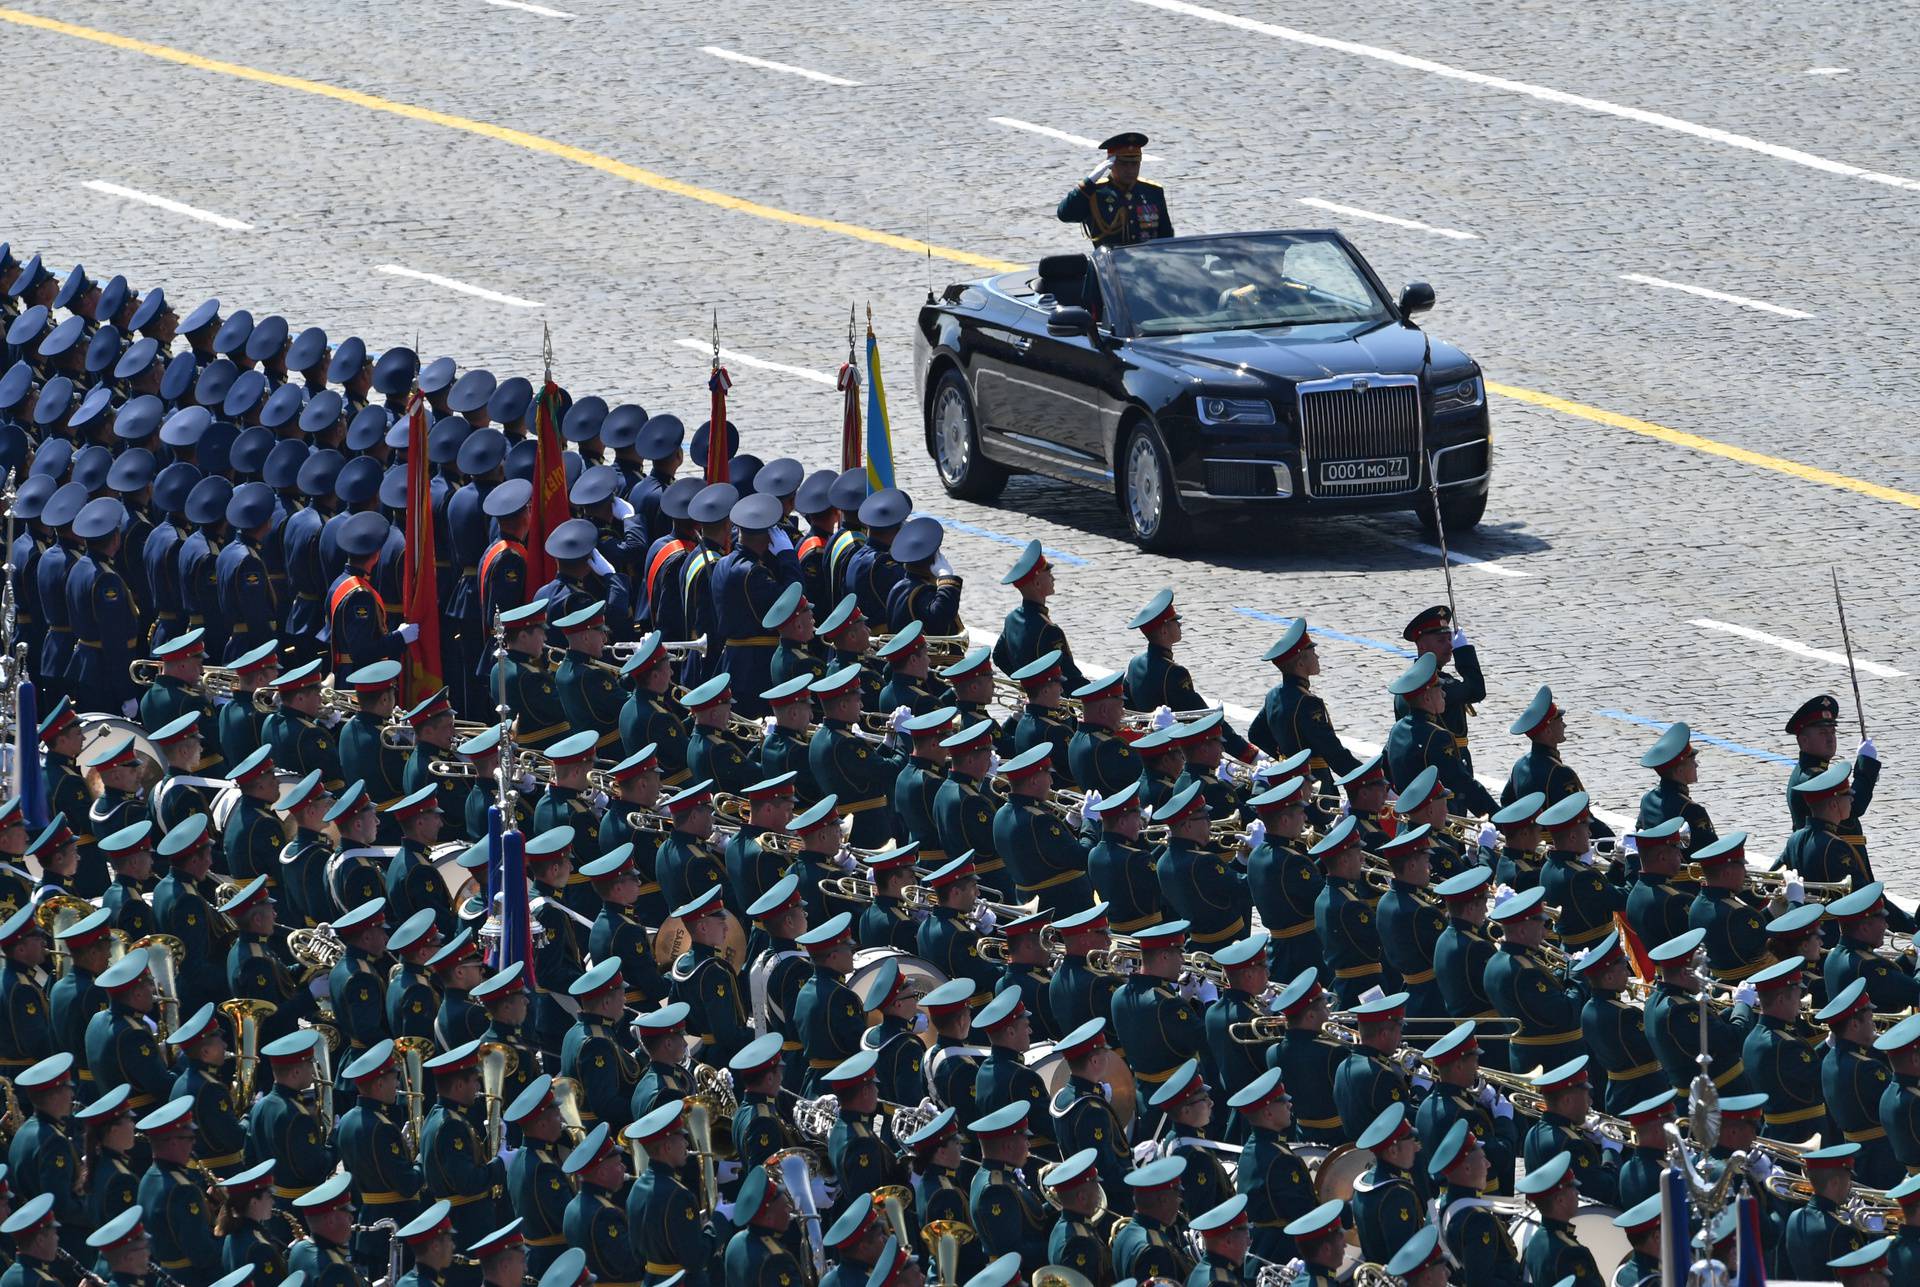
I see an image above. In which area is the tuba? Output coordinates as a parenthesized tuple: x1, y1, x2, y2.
(550, 1075, 587, 1147)
(479, 1041, 518, 1157)
(774, 1149, 827, 1277)
(686, 1096, 720, 1216)
(874, 1185, 913, 1247)
(922, 1219, 976, 1287)
(394, 1035, 435, 1148)
(34, 894, 98, 975)
(133, 935, 187, 1041)
(219, 997, 279, 1106)
(312, 1022, 338, 1137)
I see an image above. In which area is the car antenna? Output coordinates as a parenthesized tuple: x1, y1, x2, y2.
(925, 246, 934, 306)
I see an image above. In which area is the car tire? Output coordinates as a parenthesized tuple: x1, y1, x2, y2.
(1419, 485, 1488, 538)
(1117, 421, 1190, 551)
(927, 368, 1007, 502)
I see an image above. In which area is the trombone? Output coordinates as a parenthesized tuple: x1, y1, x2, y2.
(607, 634, 707, 662)
(544, 646, 625, 677)
(128, 659, 238, 699)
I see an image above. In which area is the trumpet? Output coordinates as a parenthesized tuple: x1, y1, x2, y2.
(545, 646, 625, 677)
(129, 659, 238, 699)
(382, 716, 492, 751)
(254, 682, 359, 716)
(1087, 945, 1227, 984)
(608, 633, 707, 661)
(625, 809, 672, 834)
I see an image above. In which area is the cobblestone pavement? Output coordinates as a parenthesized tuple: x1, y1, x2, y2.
(7, 0, 1920, 867)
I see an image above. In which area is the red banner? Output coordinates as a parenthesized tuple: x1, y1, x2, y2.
(527, 379, 568, 593)
(400, 390, 443, 705)
(707, 365, 732, 481)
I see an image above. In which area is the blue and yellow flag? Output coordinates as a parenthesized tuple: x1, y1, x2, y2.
(865, 324, 895, 489)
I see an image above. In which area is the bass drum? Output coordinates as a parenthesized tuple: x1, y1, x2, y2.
(78, 715, 164, 792)
(1026, 1038, 1137, 1128)
(653, 909, 748, 971)
(429, 839, 476, 900)
(847, 948, 950, 1046)
(1510, 1203, 1629, 1277)
(1312, 1143, 1377, 1244)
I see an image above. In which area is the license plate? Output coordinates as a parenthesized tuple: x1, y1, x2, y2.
(1319, 456, 1410, 487)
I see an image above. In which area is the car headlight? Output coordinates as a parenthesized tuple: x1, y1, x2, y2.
(1430, 374, 1483, 411)
(1195, 396, 1276, 426)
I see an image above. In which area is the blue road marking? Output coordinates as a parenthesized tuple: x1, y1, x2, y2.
(1594, 709, 1796, 766)
(1233, 607, 1415, 657)
(913, 512, 1090, 566)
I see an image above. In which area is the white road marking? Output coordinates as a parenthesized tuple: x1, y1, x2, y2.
(1128, 0, 1920, 193)
(990, 117, 1163, 160)
(375, 265, 542, 308)
(483, 0, 575, 16)
(1690, 618, 1904, 677)
(674, 338, 836, 386)
(1805, 67, 1852, 75)
(1618, 272, 1813, 319)
(1394, 539, 1527, 577)
(82, 180, 252, 231)
(1296, 198, 1478, 241)
(699, 46, 859, 86)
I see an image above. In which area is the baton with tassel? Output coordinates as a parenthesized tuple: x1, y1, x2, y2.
(1832, 566, 1867, 742)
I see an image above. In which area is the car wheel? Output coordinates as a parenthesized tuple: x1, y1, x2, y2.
(1118, 422, 1190, 551)
(928, 369, 1007, 502)
(1419, 485, 1488, 538)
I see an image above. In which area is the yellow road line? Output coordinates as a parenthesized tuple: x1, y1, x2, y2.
(1488, 382, 1920, 512)
(9, 5, 1915, 514)
(0, 7, 1019, 275)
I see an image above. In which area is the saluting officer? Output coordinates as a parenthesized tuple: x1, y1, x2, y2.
(325, 510, 418, 678)
(1056, 131, 1173, 247)
(885, 515, 964, 634)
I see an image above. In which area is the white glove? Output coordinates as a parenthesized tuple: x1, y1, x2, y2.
(1786, 877, 1806, 904)
(931, 553, 955, 578)
(612, 497, 634, 520)
(142, 1014, 159, 1034)
(1864, 1209, 1888, 1233)
(322, 710, 344, 729)
(121, 698, 139, 717)
(1747, 1153, 1776, 1180)
(1579, 845, 1599, 866)
(1099, 1081, 1114, 1102)
(589, 548, 615, 577)
(397, 621, 421, 644)
(769, 527, 794, 555)
(1411, 1072, 1434, 1092)
(213, 694, 231, 708)
(888, 705, 913, 733)
(911, 907, 929, 924)
(974, 907, 997, 934)
(1359, 985, 1386, 1005)
(516, 771, 538, 793)
(818, 1178, 838, 1207)
(763, 715, 778, 735)
(1195, 980, 1219, 1004)
(1283, 1262, 1305, 1283)
(1476, 823, 1500, 851)
(1492, 1096, 1515, 1121)
(1475, 1082, 1498, 1109)
(1083, 790, 1103, 819)
(715, 1160, 741, 1183)
(1178, 976, 1201, 1000)
(1598, 1134, 1624, 1155)
(1065, 806, 1083, 828)
(834, 847, 857, 872)
(1493, 883, 1516, 904)
(589, 790, 609, 812)
(1620, 833, 1639, 855)
(713, 1200, 735, 1223)
(1733, 983, 1760, 1007)
(1451, 627, 1469, 650)
(1858, 737, 1878, 761)
(1245, 818, 1267, 849)
(499, 1146, 520, 1170)
(309, 978, 330, 1000)
(1131, 1140, 1160, 1165)
(987, 751, 1001, 776)
(1151, 705, 1175, 730)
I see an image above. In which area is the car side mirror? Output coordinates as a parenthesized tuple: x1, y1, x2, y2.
(1398, 281, 1435, 317)
(1047, 306, 1096, 338)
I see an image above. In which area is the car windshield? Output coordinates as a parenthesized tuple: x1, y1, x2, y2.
(1109, 233, 1391, 336)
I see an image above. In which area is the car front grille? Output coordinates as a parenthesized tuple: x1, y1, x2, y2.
(1298, 376, 1422, 498)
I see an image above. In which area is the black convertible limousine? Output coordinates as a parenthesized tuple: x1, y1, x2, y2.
(912, 229, 1493, 550)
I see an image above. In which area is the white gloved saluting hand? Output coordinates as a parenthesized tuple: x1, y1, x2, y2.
(589, 549, 615, 577)
(398, 622, 421, 645)
(769, 527, 794, 555)
(888, 705, 913, 734)
(1451, 626, 1470, 650)
(931, 552, 956, 578)
(612, 496, 635, 520)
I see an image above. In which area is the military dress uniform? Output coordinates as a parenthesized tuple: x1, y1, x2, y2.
(1249, 674, 1362, 788)
(808, 719, 902, 850)
(564, 1169, 645, 1287)
(932, 772, 1002, 889)
(1057, 174, 1174, 247)
(1524, 1110, 1620, 1205)
(139, 1152, 223, 1281)
(1239, 1121, 1316, 1265)
(171, 1051, 247, 1169)
(246, 1080, 334, 1203)
(339, 712, 407, 814)
(1743, 1011, 1825, 1144)
(85, 993, 172, 1112)
(968, 1157, 1049, 1272)
(1439, 1186, 1524, 1287)
(627, 1154, 717, 1287)
(668, 941, 750, 1072)
(0, 958, 53, 1075)
(1112, 971, 1206, 1115)
(1317, 871, 1388, 1007)
(509, 1135, 576, 1278)
(561, 1013, 641, 1131)
(1783, 1192, 1864, 1280)
(1248, 834, 1320, 982)
(1486, 934, 1586, 1073)
(229, 926, 319, 1042)
(1824, 1035, 1899, 1187)
(790, 961, 865, 1094)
